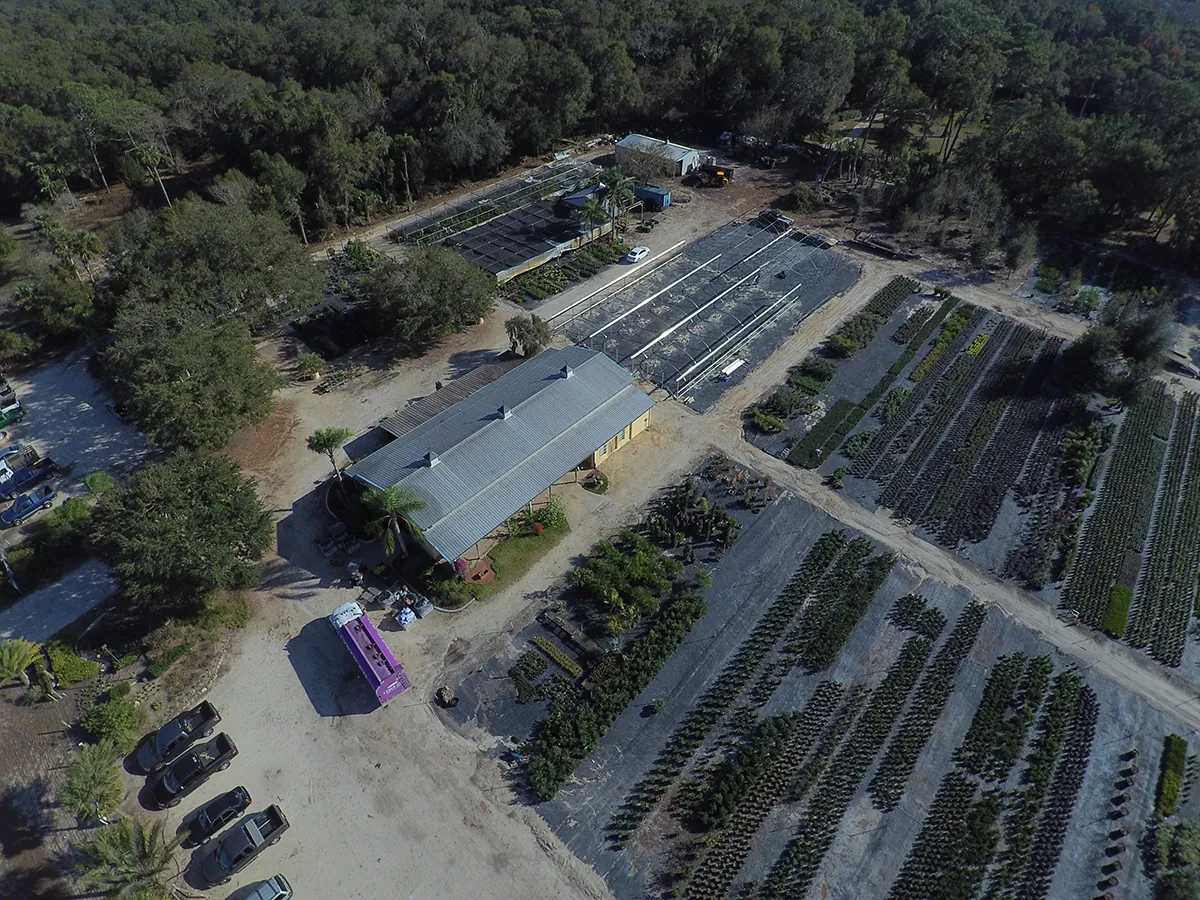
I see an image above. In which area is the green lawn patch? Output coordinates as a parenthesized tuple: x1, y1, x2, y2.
(1100, 585, 1132, 638)
(482, 523, 570, 594)
(423, 510, 570, 607)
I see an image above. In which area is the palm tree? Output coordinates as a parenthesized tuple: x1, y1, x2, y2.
(0, 638, 42, 687)
(72, 229, 103, 285)
(365, 486, 425, 558)
(76, 816, 180, 899)
(307, 427, 355, 484)
(578, 195, 607, 239)
(58, 740, 123, 822)
(603, 174, 635, 233)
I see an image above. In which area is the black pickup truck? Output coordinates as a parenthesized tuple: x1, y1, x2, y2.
(150, 732, 237, 808)
(201, 805, 290, 885)
(134, 700, 221, 773)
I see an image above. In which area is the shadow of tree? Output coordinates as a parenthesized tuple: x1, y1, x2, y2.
(0, 861, 76, 900)
(0, 778, 53, 859)
(447, 348, 511, 379)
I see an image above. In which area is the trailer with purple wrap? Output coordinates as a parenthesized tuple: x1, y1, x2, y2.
(328, 601, 409, 705)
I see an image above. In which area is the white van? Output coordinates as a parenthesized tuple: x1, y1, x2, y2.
(246, 874, 293, 900)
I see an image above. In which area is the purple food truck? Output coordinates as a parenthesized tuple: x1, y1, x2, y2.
(328, 601, 410, 705)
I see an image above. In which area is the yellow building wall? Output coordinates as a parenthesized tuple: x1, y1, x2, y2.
(590, 408, 652, 468)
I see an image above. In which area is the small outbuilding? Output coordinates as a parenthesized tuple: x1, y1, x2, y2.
(616, 134, 701, 178)
(634, 185, 672, 211)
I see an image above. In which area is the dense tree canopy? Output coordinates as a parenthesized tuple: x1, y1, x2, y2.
(360, 246, 495, 348)
(1057, 294, 1173, 398)
(107, 198, 322, 330)
(92, 451, 273, 610)
(1, 0, 1198, 263)
(102, 302, 280, 450)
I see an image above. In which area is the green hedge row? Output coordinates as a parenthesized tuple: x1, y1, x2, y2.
(1158, 734, 1188, 816)
(789, 399, 857, 468)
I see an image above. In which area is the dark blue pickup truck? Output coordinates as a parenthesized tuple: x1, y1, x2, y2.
(1, 486, 55, 527)
(0, 458, 58, 499)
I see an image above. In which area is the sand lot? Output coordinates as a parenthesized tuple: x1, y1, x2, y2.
(173, 309, 704, 898)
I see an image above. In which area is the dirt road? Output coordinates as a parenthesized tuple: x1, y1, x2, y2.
(648, 400, 1200, 734)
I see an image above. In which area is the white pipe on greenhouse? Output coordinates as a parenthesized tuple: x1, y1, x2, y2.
(628, 231, 795, 360)
(674, 281, 806, 386)
(584, 254, 722, 340)
(548, 240, 687, 323)
(629, 269, 763, 360)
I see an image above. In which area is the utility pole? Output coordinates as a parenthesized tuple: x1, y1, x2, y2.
(402, 151, 413, 212)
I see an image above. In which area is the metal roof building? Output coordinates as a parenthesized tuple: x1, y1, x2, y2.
(615, 134, 702, 176)
(346, 348, 654, 563)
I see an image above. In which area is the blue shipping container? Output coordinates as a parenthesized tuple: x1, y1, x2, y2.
(634, 186, 671, 210)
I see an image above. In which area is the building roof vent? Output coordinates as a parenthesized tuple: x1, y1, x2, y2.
(560, 365, 573, 379)
(497, 405, 513, 420)
(425, 451, 440, 468)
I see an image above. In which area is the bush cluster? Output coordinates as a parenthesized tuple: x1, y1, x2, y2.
(754, 356, 835, 424)
(526, 592, 707, 800)
(569, 531, 683, 633)
(46, 640, 101, 687)
(82, 694, 148, 754)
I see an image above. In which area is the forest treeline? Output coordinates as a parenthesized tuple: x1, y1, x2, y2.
(2, 0, 1200, 261)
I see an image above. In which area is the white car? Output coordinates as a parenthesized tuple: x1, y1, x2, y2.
(246, 875, 293, 900)
(625, 246, 651, 263)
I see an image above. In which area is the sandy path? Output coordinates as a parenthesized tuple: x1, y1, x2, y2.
(647, 400, 1200, 733)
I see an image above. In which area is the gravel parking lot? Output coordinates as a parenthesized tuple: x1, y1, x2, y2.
(4, 349, 152, 497)
(157, 315, 702, 899)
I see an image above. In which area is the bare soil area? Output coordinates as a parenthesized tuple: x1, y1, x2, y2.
(0, 693, 78, 899)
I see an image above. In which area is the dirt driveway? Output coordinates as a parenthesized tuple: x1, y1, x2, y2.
(184, 391, 692, 898)
(4, 349, 152, 498)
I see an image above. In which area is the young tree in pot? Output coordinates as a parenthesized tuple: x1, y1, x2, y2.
(307, 427, 354, 485)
